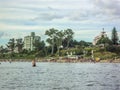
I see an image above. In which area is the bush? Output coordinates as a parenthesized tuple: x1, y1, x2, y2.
(106, 45, 120, 55)
(60, 48, 83, 56)
(94, 52, 117, 60)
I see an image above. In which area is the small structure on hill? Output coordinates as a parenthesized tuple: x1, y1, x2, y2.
(93, 28, 107, 45)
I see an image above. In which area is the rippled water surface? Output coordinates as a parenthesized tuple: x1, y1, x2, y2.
(0, 62, 120, 90)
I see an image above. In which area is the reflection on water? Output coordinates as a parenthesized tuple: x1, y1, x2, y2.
(0, 62, 120, 90)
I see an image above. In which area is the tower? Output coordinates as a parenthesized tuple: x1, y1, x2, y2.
(93, 28, 107, 45)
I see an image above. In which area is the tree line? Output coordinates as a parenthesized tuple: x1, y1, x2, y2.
(0, 27, 119, 59)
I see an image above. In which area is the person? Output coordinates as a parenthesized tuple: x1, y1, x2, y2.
(32, 59, 36, 67)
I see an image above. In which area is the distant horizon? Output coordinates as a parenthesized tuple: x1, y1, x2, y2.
(0, 0, 120, 46)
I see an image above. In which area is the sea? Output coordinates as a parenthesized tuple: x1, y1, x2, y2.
(0, 62, 120, 90)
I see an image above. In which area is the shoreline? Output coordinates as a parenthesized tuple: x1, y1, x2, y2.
(0, 58, 120, 63)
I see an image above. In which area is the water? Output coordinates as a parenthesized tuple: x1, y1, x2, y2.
(0, 62, 120, 90)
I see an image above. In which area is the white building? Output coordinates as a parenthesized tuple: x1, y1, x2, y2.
(93, 29, 107, 45)
(24, 32, 40, 51)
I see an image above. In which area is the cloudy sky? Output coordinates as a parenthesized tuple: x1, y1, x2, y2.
(0, 0, 120, 46)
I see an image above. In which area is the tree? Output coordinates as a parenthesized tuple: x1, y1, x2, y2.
(55, 30, 64, 56)
(64, 29, 74, 49)
(97, 35, 112, 46)
(16, 38, 23, 53)
(111, 27, 119, 45)
(0, 46, 4, 58)
(79, 40, 92, 47)
(7, 38, 15, 53)
(0, 46, 4, 54)
(45, 28, 58, 55)
(6, 38, 16, 59)
(34, 41, 46, 57)
(33, 40, 45, 52)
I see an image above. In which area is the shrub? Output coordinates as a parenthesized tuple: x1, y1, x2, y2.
(94, 52, 117, 60)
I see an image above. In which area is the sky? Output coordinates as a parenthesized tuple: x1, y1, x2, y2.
(0, 0, 120, 46)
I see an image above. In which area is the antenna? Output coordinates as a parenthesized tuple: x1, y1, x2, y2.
(102, 28, 105, 33)
(103, 28, 104, 32)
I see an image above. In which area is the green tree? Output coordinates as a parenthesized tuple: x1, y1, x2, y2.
(6, 38, 15, 59)
(0, 46, 4, 58)
(45, 28, 58, 55)
(111, 27, 119, 45)
(0, 46, 4, 54)
(34, 40, 45, 52)
(7, 38, 15, 53)
(79, 40, 92, 47)
(97, 35, 112, 46)
(16, 38, 23, 53)
(55, 30, 64, 56)
(64, 29, 74, 49)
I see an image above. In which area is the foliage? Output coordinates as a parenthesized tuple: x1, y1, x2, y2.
(33, 40, 45, 52)
(94, 52, 117, 60)
(111, 27, 119, 45)
(106, 45, 120, 55)
(97, 35, 112, 45)
(64, 29, 74, 48)
(55, 30, 64, 56)
(7, 38, 15, 52)
(60, 48, 83, 56)
(35, 50, 46, 57)
(45, 28, 74, 55)
(16, 38, 23, 53)
(45, 28, 58, 54)
(0, 46, 7, 57)
(0, 27, 120, 60)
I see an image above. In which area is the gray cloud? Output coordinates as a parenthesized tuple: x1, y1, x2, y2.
(2, 0, 119, 23)
(32, 0, 120, 22)
(93, 0, 120, 17)
(32, 12, 65, 21)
